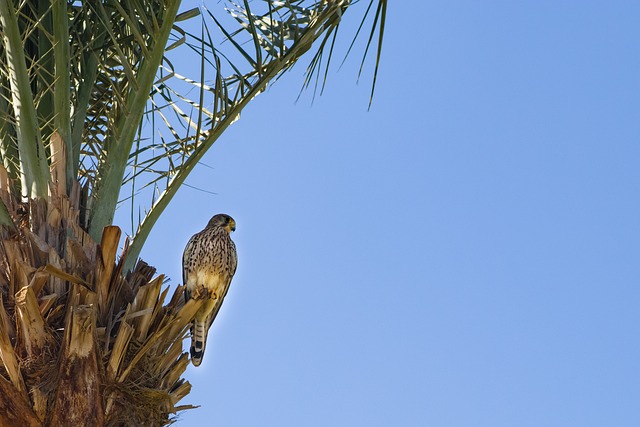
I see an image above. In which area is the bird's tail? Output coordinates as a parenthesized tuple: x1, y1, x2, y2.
(190, 319, 208, 367)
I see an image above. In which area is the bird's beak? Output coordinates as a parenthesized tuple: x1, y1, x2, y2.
(229, 220, 236, 232)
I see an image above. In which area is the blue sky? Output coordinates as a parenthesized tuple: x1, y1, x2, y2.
(133, 1, 639, 426)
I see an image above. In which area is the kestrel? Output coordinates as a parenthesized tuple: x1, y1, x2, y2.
(183, 213, 238, 366)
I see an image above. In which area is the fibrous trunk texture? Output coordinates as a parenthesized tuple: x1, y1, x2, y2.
(0, 163, 203, 425)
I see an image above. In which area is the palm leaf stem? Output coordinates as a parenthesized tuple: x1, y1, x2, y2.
(52, 0, 73, 192)
(0, 0, 50, 198)
(88, 0, 183, 241)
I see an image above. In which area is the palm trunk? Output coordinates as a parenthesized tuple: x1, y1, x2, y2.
(0, 164, 203, 425)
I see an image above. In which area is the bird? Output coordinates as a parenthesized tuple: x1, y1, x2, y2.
(183, 213, 238, 366)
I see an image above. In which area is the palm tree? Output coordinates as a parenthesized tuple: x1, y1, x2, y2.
(0, 0, 385, 425)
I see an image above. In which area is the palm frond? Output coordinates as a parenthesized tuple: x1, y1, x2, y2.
(114, 0, 386, 268)
(0, 0, 385, 266)
(0, 0, 50, 197)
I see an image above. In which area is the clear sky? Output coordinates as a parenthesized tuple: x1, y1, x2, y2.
(131, 1, 640, 426)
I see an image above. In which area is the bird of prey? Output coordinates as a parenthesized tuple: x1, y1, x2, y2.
(183, 213, 238, 366)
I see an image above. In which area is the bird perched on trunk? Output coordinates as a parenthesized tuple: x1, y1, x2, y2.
(183, 213, 238, 366)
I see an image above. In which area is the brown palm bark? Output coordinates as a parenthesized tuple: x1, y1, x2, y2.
(0, 160, 203, 425)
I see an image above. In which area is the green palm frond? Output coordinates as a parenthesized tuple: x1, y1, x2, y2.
(123, 0, 386, 270)
(0, 0, 386, 270)
(0, 0, 51, 197)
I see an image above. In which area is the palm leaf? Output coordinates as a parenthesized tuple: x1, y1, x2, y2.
(0, 0, 385, 266)
(122, 0, 386, 269)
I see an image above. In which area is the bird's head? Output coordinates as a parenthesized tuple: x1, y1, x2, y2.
(207, 213, 236, 232)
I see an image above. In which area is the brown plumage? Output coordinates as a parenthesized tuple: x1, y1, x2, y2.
(183, 213, 238, 366)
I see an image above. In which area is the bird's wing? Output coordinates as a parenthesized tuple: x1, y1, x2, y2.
(206, 281, 230, 332)
(230, 241, 238, 277)
(207, 243, 238, 328)
(182, 234, 197, 302)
